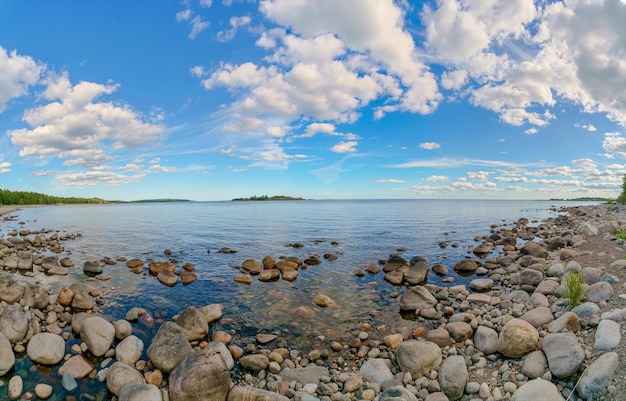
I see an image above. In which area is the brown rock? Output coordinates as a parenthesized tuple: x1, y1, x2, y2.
(497, 318, 539, 358)
(125, 259, 144, 268)
(157, 270, 178, 286)
(58, 355, 94, 379)
(454, 260, 478, 272)
(180, 272, 198, 285)
(233, 274, 252, 284)
(314, 294, 334, 307)
(293, 306, 315, 319)
(145, 369, 163, 387)
(258, 269, 280, 282)
(262, 256, 276, 269)
(149, 261, 175, 275)
(446, 322, 473, 342)
(281, 268, 298, 281)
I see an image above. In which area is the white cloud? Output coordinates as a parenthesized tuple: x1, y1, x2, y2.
(303, 122, 336, 137)
(189, 16, 209, 39)
(524, 127, 538, 135)
(200, 0, 212, 8)
(467, 171, 490, 181)
(0, 46, 45, 112)
(330, 141, 358, 153)
(494, 176, 528, 183)
(8, 72, 165, 170)
(217, 16, 251, 42)
(575, 123, 597, 132)
(0, 161, 11, 174)
(189, 66, 206, 78)
(419, 141, 441, 150)
(423, 175, 449, 182)
(603, 132, 626, 158)
(375, 179, 406, 183)
(56, 171, 146, 186)
(176, 9, 192, 22)
(441, 69, 468, 90)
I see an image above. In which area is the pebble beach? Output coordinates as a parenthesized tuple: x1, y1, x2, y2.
(1, 203, 625, 401)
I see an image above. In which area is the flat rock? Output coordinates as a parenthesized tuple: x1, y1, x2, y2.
(585, 281, 613, 302)
(577, 352, 618, 400)
(227, 386, 289, 401)
(469, 278, 493, 292)
(58, 355, 94, 379)
(280, 365, 330, 385)
(594, 319, 621, 349)
(520, 307, 554, 328)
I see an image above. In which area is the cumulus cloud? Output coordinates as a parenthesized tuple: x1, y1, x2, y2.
(0, 46, 45, 112)
(423, 175, 449, 182)
(603, 132, 626, 158)
(419, 142, 441, 150)
(331, 141, 358, 153)
(217, 16, 251, 42)
(8, 72, 165, 171)
(423, 0, 626, 127)
(0, 161, 11, 174)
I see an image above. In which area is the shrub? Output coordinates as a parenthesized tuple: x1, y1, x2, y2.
(563, 270, 585, 307)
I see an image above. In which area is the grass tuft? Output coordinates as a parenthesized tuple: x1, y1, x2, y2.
(563, 270, 585, 307)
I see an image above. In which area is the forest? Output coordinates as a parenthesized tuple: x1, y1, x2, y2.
(0, 189, 107, 206)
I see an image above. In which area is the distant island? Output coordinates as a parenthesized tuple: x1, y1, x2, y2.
(0, 189, 193, 206)
(127, 199, 192, 203)
(549, 197, 612, 202)
(231, 195, 306, 201)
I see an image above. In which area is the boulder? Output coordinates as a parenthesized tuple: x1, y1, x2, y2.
(519, 269, 543, 286)
(404, 258, 429, 285)
(118, 383, 162, 401)
(157, 269, 178, 286)
(115, 335, 144, 366)
(521, 350, 548, 379)
(146, 322, 192, 373)
(577, 352, 618, 400)
(168, 348, 231, 401)
(0, 331, 15, 375)
(469, 279, 493, 292)
(453, 260, 478, 273)
(71, 290, 94, 310)
(511, 378, 565, 401)
(585, 282, 613, 303)
(520, 307, 554, 328)
(576, 222, 598, 236)
(199, 304, 222, 324)
(241, 259, 262, 274)
(497, 318, 538, 358)
(239, 354, 269, 372)
(26, 333, 65, 365)
(520, 242, 548, 258)
(399, 286, 437, 310)
(542, 333, 584, 378)
(0, 305, 28, 343)
(106, 362, 145, 396)
(359, 358, 394, 385)
(23, 284, 49, 309)
(439, 355, 467, 401)
(206, 341, 234, 370)
(81, 316, 115, 357)
(396, 340, 442, 378)
(445, 322, 473, 343)
(114, 319, 133, 340)
(83, 261, 103, 275)
(175, 306, 208, 341)
(594, 319, 621, 349)
(548, 311, 580, 333)
(58, 355, 94, 379)
(473, 326, 498, 355)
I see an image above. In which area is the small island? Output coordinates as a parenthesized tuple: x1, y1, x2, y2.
(231, 195, 306, 201)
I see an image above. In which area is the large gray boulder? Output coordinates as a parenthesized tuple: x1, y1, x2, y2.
(175, 306, 208, 341)
(147, 322, 192, 373)
(585, 282, 613, 303)
(23, 284, 49, 309)
(280, 365, 330, 385)
(106, 362, 145, 396)
(26, 333, 65, 365)
(0, 331, 15, 375)
(404, 257, 429, 285)
(168, 348, 231, 401)
(439, 355, 468, 401)
(359, 358, 394, 384)
(396, 340, 442, 378)
(399, 286, 437, 310)
(521, 350, 548, 379)
(115, 335, 144, 366)
(594, 319, 621, 349)
(0, 305, 28, 343)
(542, 333, 584, 378)
(81, 316, 115, 357)
(577, 352, 618, 400)
(473, 326, 498, 355)
(511, 378, 565, 401)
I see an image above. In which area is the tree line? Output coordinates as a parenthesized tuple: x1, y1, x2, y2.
(0, 189, 107, 206)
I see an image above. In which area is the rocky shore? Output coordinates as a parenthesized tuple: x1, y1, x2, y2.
(1, 203, 625, 401)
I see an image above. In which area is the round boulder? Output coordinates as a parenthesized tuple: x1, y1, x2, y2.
(396, 340, 442, 378)
(497, 318, 539, 358)
(168, 348, 231, 401)
(26, 333, 65, 365)
(81, 316, 115, 357)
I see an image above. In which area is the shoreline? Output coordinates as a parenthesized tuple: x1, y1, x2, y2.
(0, 203, 624, 400)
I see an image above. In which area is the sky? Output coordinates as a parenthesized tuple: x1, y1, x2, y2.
(1, 0, 625, 201)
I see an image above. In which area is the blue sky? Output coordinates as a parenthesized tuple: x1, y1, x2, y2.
(1, 0, 625, 201)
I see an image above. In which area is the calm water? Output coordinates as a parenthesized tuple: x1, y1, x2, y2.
(0, 199, 591, 398)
